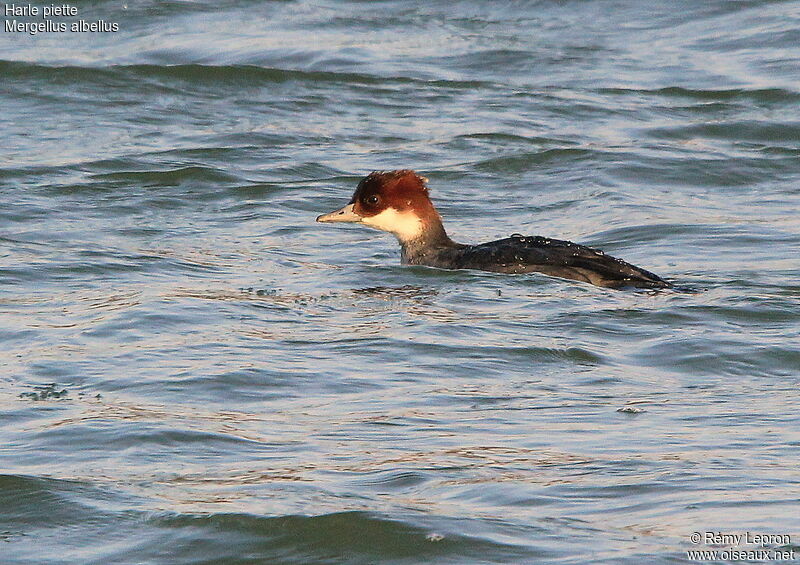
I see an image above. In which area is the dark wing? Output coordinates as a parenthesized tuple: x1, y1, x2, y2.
(463, 235, 670, 288)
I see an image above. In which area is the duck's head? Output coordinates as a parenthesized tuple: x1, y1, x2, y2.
(317, 170, 443, 243)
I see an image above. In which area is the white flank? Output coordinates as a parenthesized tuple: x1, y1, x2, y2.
(361, 207, 423, 241)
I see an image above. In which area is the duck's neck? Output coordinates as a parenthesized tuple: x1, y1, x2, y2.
(398, 217, 462, 265)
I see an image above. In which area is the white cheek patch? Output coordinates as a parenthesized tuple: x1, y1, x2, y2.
(361, 207, 423, 241)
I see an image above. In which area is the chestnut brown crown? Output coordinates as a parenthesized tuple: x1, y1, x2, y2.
(350, 170, 435, 219)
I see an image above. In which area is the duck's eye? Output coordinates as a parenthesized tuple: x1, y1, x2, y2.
(366, 195, 379, 205)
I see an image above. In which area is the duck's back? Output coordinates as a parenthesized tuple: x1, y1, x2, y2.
(440, 235, 670, 289)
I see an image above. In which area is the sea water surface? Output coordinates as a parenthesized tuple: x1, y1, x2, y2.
(1, 1, 800, 563)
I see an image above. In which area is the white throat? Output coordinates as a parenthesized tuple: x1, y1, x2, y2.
(361, 207, 423, 242)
